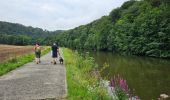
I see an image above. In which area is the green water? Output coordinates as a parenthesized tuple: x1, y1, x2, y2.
(90, 51, 170, 100)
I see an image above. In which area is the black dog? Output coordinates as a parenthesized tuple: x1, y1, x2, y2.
(59, 56, 64, 64)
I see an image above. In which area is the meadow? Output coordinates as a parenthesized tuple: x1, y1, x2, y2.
(0, 45, 34, 62)
(0, 45, 50, 76)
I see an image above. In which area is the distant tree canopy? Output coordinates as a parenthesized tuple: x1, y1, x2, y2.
(48, 0, 170, 58)
(0, 21, 62, 45)
(0, 34, 32, 45)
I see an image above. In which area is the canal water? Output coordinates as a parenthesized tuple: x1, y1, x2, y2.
(90, 51, 170, 100)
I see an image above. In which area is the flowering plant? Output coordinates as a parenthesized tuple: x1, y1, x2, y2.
(110, 75, 140, 100)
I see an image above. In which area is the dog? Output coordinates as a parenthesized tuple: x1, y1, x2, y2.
(59, 56, 64, 64)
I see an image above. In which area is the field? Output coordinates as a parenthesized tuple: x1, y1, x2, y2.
(0, 45, 34, 62)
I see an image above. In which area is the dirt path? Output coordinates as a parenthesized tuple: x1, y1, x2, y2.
(0, 52, 67, 100)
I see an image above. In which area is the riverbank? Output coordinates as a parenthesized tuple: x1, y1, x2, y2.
(0, 46, 50, 76)
(63, 48, 109, 99)
(90, 51, 170, 99)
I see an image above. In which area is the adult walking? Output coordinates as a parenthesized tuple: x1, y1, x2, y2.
(34, 43, 41, 64)
(51, 43, 59, 64)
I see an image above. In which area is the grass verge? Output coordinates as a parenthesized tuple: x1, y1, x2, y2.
(63, 48, 110, 100)
(0, 46, 50, 76)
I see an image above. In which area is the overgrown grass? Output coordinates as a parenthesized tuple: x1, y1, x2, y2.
(63, 48, 110, 100)
(0, 46, 50, 76)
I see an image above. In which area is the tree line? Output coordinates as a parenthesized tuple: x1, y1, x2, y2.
(47, 0, 170, 58)
(0, 21, 62, 45)
(0, 0, 169, 58)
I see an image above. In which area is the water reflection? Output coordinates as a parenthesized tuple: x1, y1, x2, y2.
(90, 51, 170, 100)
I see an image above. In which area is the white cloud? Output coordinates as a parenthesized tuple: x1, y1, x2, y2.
(0, 0, 128, 31)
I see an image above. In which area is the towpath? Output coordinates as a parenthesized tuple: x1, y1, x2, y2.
(0, 52, 67, 100)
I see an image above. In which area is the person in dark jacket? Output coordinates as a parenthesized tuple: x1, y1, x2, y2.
(51, 43, 59, 64)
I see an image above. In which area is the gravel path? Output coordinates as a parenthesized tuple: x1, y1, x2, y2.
(0, 52, 67, 100)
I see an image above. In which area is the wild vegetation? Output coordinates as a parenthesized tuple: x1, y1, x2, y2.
(63, 48, 109, 99)
(50, 0, 170, 58)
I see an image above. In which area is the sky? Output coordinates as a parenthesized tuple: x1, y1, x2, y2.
(0, 0, 128, 31)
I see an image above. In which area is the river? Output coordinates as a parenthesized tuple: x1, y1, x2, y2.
(90, 51, 170, 100)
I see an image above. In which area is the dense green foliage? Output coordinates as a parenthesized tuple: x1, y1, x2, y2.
(0, 21, 62, 45)
(0, 0, 169, 58)
(0, 34, 32, 45)
(50, 0, 170, 58)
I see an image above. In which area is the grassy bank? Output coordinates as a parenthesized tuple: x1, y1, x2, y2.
(63, 48, 109, 100)
(0, 46, 50, 76)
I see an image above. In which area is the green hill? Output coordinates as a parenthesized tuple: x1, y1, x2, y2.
(50, 0, 170, 58)
(0, 21, 62, 45)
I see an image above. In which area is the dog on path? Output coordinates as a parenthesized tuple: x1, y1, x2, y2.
(59, 56, 64, 64)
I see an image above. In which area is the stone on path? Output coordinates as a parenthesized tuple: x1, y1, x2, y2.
(0, 52, 67, 100)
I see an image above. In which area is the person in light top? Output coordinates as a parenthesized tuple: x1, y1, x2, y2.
(34, 43, 41, 64)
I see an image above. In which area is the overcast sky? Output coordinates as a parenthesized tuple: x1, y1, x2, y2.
(0, 0, 128, 31)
